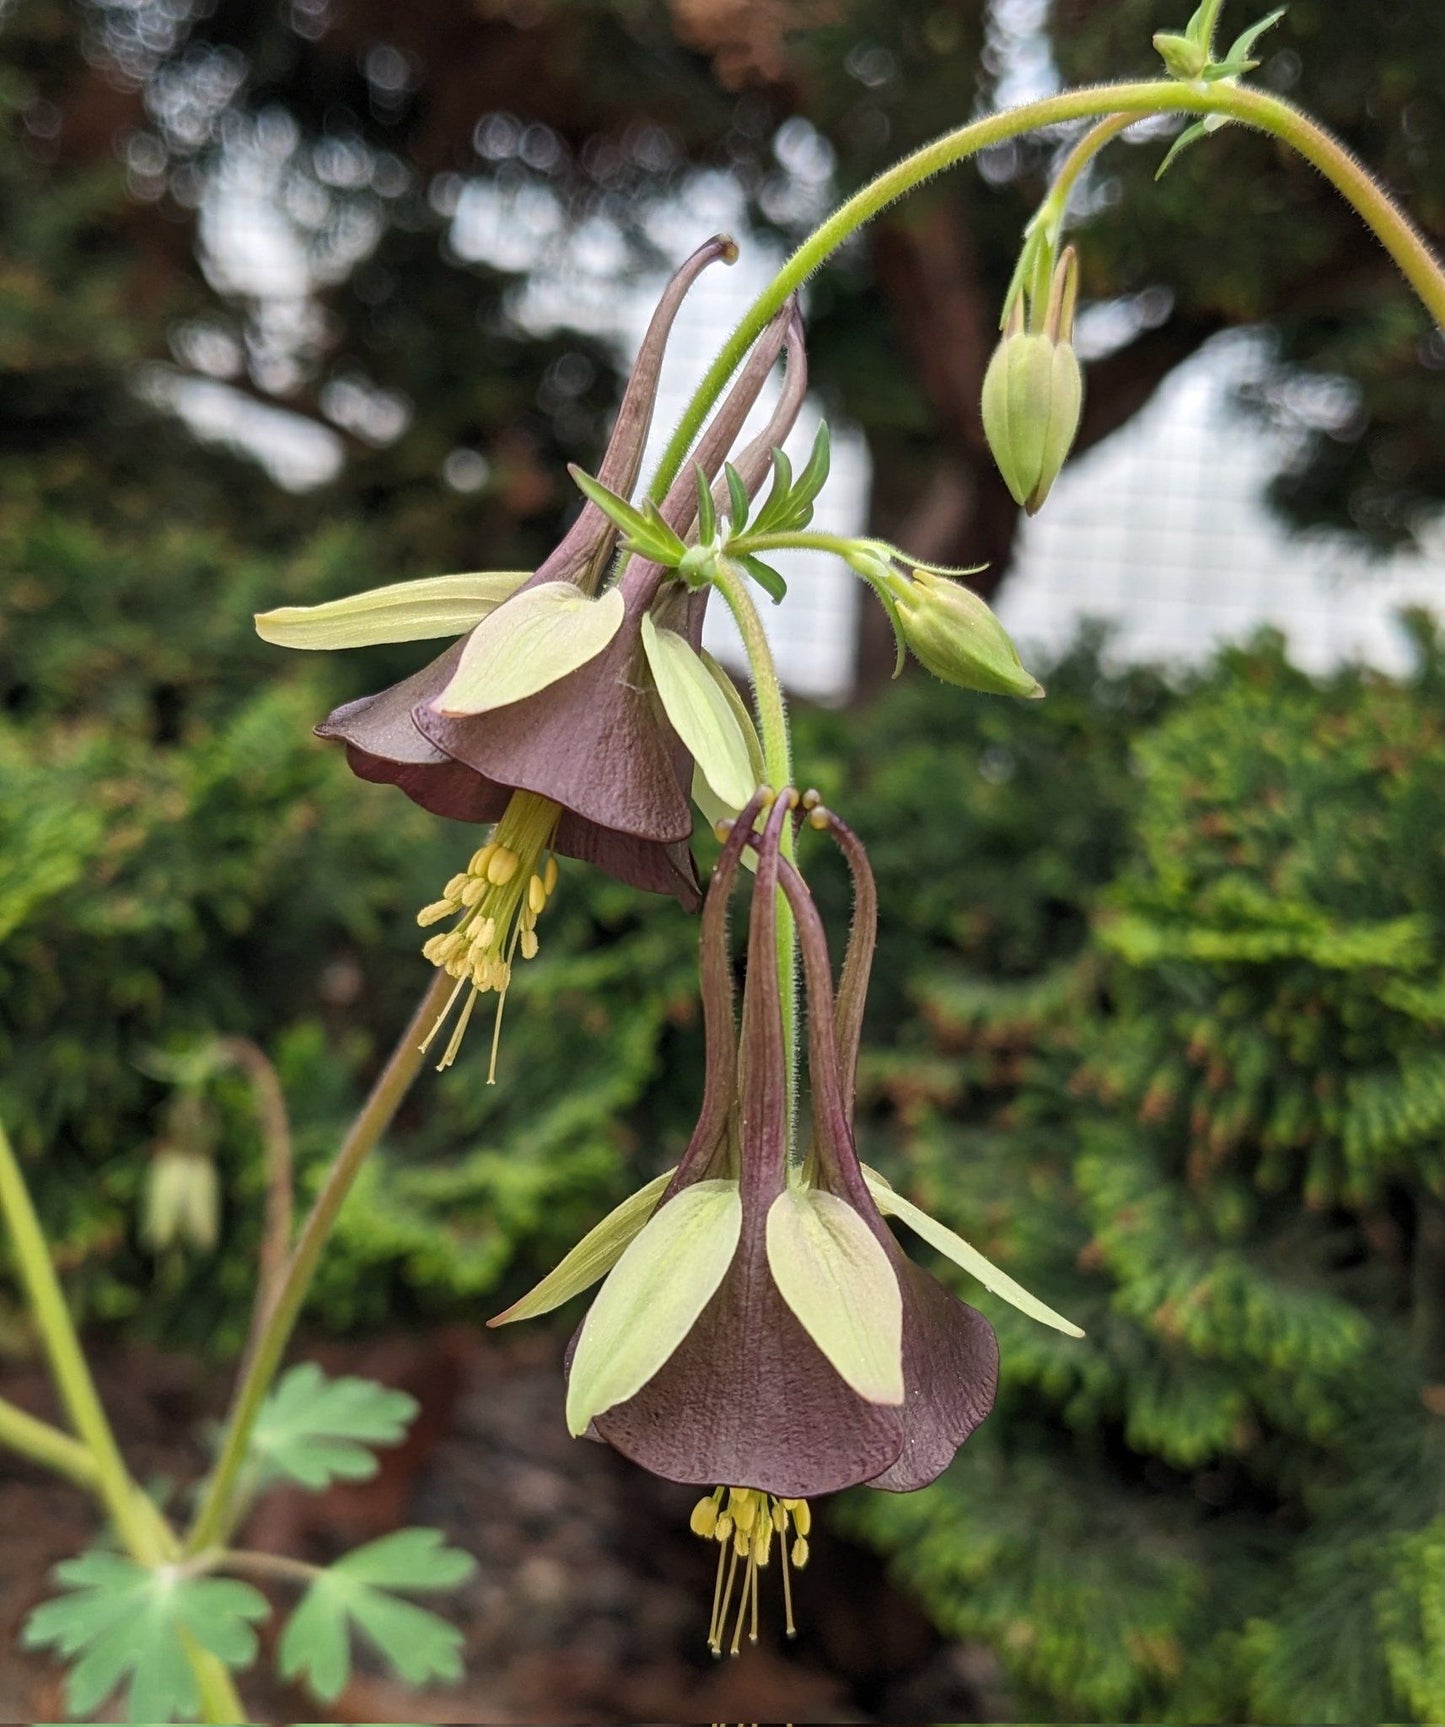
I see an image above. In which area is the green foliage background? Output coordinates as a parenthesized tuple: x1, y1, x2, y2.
(4, 3, 1445, 1721)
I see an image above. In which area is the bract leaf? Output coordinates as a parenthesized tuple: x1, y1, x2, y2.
(254, 571, 528, 650)
(1224, 5, 1286, 66)
(693, 463, 717, 545)
(863, 1167, 1085, 1337)
(1155, 119, 1211, 179)
(724, 461, 750, 534)
(641, 614, 756, 812)
(766, 1186, 904, 1405)
(434, 582, 625, 716)
(788, 420, 832, 520)
(249, 1362, 418, 1491)
(23, 1552, 269, 1723)
(488, 1168, 675, 1325)
(738, 554, 788, 603)
(569, 465, 688, 565)
(276, 1529, 476, 1705)
(566, 1179, 742, 1436)
(749, 447, 795, 536)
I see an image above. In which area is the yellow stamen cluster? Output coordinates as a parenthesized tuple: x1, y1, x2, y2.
(690, 1486, 811, 1656)
(415, 790, 561, 1081)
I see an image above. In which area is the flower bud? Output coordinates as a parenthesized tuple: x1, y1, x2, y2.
(887, 570, 1043, 699)
(142, 1145, 220, 1253)
(981, 247, 1083, 516)
(1152, 30, 1210, 79)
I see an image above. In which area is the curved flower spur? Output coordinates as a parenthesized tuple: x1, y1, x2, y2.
(255, 239, 810, 1076)
(489, 791, 1083, 1651)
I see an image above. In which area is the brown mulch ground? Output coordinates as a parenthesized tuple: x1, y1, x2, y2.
(0, 1326, 1006, 1723)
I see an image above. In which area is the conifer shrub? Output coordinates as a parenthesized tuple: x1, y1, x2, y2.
(846, 621, 1445, 1724)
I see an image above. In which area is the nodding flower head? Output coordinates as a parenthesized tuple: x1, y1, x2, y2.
(489, 792, 1082, 1645)
(256, 238, 812, 1074)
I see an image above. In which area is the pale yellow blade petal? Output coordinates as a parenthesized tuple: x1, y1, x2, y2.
(565, 1179, 741, 1436)
(487, 1168, 676, 1327)
(766, 1186, 904, 1406)
(641, 615, 756, 813)
(255, 571, 529, 649)
(863, 1165, 1085, 1338)
(435, 582, 625, 716)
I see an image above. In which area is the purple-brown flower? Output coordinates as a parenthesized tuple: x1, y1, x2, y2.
(491, 791, 1083, 1647)
(256, 239, 810, 1072)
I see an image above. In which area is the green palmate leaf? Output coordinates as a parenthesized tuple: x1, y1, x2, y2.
(766, 1184, 905, 1405)
(249, 1362, 418, 1491)
(641, 614, 756, 812)
(23, 1552, 269, 1724)
(566, 1179, 742, 1436)
(434, 580, 624, 716)
(253, 571, 528, 650)
(277, 1529, 476, 1705)
(487, 1167, 675, 1325)
(862, 1167, 1085, 1338)
(724, 462, 750, 534)
(568, 465, 688, 565)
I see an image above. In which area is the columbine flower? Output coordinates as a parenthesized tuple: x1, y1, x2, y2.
(489, 790, 1083, 1649)
(256, 239, 809, 1074)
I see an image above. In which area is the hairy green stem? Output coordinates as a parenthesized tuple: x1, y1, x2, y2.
(0, 1395, 99, 1490)
(648, 79, 1445, 503)
(709, 559, 799, 1133)
(184, 968, 454, 1556)
(0, 1121, 160, 1559)
(1044, 112, 1138, 229)
(0, 1123, 250, 1719)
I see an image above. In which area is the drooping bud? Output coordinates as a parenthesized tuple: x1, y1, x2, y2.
(981, 245, 1083, 515)
(142, 1144, 221, 1254)
(884, 569, 1043, 699)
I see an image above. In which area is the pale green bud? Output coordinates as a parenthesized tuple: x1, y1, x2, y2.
(142, 1145, 220, 1253)
(1153, 30, 1210, 79)
(887, 570, 1043, 699)
(981, 246, 1083, 516)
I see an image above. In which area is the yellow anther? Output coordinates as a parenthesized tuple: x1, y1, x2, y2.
(486, 845, 519, 885)
(528, 873, 546, 916)
(520, 928, 539, 960)
(801, 787, 822, 809)
(543, 855, 558, 895)
(808, 807, 830, 830)
(416, 899, 456, 927)
(791, 1500, 811, 1536)
(445, 872, 470, 899)
(460, 876, 487, 907)
(468, 842, 496, 876)
(730, 1491, 757, 1533)
(693, 1487, 810, 1652)
(713, 820, 732, 843)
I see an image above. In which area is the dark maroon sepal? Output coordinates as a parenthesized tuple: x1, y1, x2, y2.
(411, 598, 693, 848)
(586, 1228, 906, 1498)
(864, 1253, 998, 1492)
